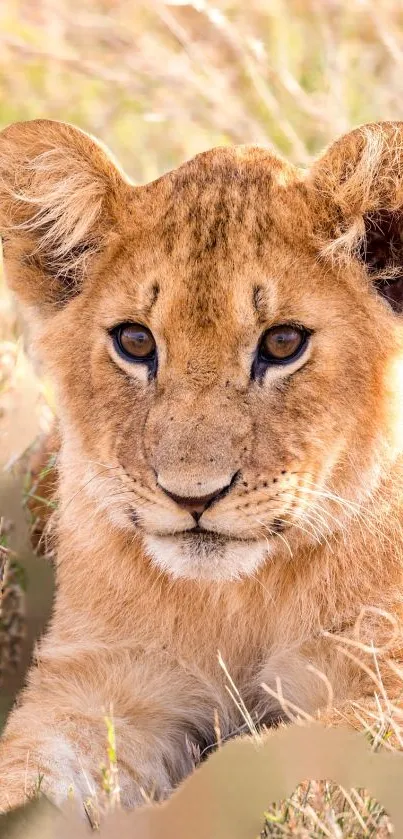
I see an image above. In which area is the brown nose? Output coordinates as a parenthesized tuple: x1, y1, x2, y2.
(158, 476, 237, 522)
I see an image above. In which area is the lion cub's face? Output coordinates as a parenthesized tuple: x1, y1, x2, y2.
(48, 149, 401, 581)
(2, 122, 402, 580)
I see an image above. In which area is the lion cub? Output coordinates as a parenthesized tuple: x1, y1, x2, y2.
(0, 119, 402, 811)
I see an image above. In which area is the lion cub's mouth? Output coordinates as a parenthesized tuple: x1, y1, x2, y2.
(160, 526, 256, 544)
(132, 511, 289, 545)
(181, 528, 232, 547)
(185, 525, 232, 541)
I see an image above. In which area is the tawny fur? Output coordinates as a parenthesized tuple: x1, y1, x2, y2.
(0, 119, 402, 812)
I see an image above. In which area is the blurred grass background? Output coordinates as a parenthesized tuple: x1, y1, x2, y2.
(3, 0, 403, 730)
(1, 0, 403, 832)
(2, 0, 403, 176)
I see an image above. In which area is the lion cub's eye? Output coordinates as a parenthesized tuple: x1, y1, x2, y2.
(112, 323, 156, 363)
(258, 324, 308, 365)
(260, 325, 306, 362)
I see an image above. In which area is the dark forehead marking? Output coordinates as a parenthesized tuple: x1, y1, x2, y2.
(158, 149, 276, 262)
(149, 282, 160, 307)
(137, 281, 160, 319)
(253, 284, 265, 314)
(253, 284, 272, 325)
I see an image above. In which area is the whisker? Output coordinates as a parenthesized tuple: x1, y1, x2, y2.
(249, 572, 276, 605)
(251, 515, 294, 559)
(287, 479, 394, 547)
(298, 478, 390, 528)
(58, 467, 127, 519)
(295, 510, 333, 550)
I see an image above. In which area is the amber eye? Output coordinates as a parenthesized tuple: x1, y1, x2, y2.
(112, 323, 156, 362)
(258, 324, 308, 364)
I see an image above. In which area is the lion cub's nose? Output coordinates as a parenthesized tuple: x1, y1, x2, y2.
(158, 476, 237, 522)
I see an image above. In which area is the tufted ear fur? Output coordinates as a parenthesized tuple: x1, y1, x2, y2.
(0, 119, 132, 311)
(310, 122, 403, 313)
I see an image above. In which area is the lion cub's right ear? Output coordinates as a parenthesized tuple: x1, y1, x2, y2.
(0, 119, 132, 312)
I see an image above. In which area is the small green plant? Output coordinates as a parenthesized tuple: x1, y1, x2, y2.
(22, 445, 58, 560)
(82, 712, 122, 831)
(100, 712, 121, 810)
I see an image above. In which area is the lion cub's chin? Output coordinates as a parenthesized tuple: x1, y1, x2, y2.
(143, 532, 270, 581)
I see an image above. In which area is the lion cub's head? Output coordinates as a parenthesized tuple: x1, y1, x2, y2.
(1, 120, 402, 580)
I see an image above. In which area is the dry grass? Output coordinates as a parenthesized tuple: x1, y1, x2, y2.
(1, 0, 403, 835)
(0, 518, 25, 688)
(262, 783, 392, 838)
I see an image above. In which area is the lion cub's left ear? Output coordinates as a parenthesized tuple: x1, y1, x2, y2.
(309, 122, 403, 313)
(0, 119, 132, 311)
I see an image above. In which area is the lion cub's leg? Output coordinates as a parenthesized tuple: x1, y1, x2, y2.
(0, 649, 205, 813)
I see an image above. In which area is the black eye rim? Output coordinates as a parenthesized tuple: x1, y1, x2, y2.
(254, 323, 311, 374)
(110, 322, 157, 365)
